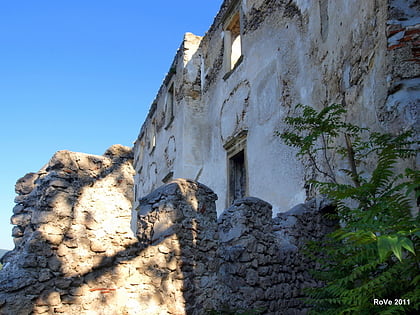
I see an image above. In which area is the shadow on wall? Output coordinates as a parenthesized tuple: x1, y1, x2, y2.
(0, 146, 220, 314)
(134, 179, 219, 313)
(0, 146, 335, 314)
(0, 145, 141, 314)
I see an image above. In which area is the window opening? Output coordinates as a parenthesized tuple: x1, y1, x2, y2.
(224, 11, 242, 72)
(229, 149, 246, 205)
(165, 83, 175, 128)
(148, 122, 156, 153)
(224, 130, 248, 206)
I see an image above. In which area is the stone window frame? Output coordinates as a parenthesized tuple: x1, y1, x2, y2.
(224, 130, 248, 206)
(222, 1, 243, 80)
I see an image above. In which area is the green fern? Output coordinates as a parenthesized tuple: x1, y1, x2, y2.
(278, 104, 419, 314)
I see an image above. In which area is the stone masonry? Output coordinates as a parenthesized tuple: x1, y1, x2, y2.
(1, 160, 335, 314)
(135, 179, 220, 314)
(0, 145, 138, 314)
(217, 197, 336, 314)
(3, 0, 416, 313)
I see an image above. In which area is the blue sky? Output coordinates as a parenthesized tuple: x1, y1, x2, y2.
(0, 1, 223, 250)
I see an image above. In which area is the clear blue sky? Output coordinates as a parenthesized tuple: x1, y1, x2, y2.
(0, 1, 223, 250)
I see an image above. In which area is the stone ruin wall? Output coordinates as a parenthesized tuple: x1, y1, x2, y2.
(0, 148, 335, 314)
(217, 197, 335, 313)
(384, 0, 419, 135)
(1, 0, 418, 314)
(0, 145, 139, 314)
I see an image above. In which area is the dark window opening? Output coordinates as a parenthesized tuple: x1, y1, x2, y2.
(229, 149, 246, 205)
(165, 83, 175, 128)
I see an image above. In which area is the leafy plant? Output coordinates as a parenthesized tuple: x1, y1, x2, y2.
(278, 104, 419, 314)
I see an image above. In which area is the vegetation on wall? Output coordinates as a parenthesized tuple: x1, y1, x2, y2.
(278, 104, 419, 314)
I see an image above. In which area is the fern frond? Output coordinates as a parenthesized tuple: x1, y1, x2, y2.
(279, 104, 419, 314)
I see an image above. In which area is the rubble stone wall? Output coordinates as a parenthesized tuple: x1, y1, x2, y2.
(135, 179, 220, 314)
(0, 145, 140, 315)
(383, 0, 420, 134)
(1, 169, 334, 314)
(1, 149, 220, 315)
(217, 197, 336, 314)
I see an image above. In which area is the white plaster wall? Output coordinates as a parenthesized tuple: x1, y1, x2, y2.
(195, 0, 392, 214)
(133, 0, 415, 216)
(133, 33, 205, 210)
(197, 3, 307, 214)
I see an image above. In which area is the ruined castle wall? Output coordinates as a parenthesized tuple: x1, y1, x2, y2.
(135, 181, 335, 314)
(384, 0, 419, 134)
(197, 0, 397, 212)
(217, 197, 336, 314)
(133, 32, 204, 208)
(2, 1, 418, 314)
(133, 0, 419, 215)
(2, 170, 334, 314)
(135, 179, 220, 314)
(0, 145, 140, 314)
(1, 150, 221, 315)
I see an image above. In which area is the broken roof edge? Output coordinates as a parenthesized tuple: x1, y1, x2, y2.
(134, 0, 236, 144)
(134, 31, 205, 143)
(204, 0, 239, 36)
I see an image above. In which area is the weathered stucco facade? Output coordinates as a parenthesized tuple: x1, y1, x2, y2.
(133, 0, 419, 215)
